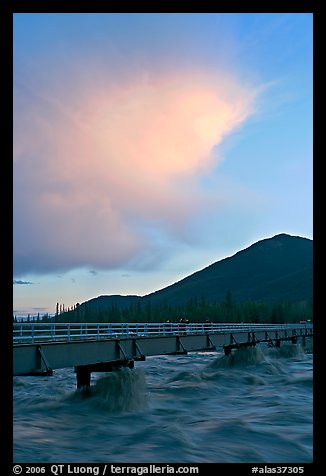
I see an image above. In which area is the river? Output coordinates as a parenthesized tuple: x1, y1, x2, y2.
(13, 341, 313, 463)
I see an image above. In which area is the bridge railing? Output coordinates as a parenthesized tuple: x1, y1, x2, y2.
(12, 322, 313, 345)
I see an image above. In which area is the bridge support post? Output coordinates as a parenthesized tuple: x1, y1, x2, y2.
(223, 345, 232, 356)
(75, 366, 91, 392)
(35, 346, 53, 376)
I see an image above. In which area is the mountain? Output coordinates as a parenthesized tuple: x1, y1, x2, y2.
(142, 233, 312, 305)
(77, 234, 312, 314)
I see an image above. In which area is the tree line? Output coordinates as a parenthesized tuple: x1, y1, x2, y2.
(45, 291, 312, 324)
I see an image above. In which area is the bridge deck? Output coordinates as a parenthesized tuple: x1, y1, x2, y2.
(13, 322, 313, 379)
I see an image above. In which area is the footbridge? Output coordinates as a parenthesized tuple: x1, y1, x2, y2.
(13, 322, 313, 389)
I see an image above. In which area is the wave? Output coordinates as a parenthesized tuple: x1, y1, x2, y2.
(163, 343, 311, 393)
(206, 342, 307, 369)
(207, 345, 266, 369)
(70, 367, 148, 413)
(266, 343, 306, 359)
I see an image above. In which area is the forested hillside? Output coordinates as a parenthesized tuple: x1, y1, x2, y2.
(49, 234, 312, 324)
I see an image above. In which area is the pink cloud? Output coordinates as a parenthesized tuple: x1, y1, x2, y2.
(14, 68, 257, 274)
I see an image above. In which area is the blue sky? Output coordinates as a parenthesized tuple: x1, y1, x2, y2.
(13, 13, 313, 316)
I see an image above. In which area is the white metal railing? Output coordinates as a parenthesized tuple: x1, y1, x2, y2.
(12, 322, 313, 345)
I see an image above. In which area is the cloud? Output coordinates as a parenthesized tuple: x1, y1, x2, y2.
(13, 280, 33, 285)
(14, 63, 258, 276)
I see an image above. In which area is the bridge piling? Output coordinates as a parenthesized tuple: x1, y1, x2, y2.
(75, 366, 91, 394)
(75, 367, 91, 387)
(275, 338, 281, 348)
(74, 359, 135, 392)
